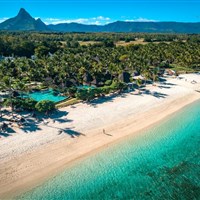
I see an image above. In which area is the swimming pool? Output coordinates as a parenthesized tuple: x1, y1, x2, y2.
(23, 89, 67, 103)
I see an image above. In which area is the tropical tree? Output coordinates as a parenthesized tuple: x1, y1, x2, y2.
(35, 100, 55, 113)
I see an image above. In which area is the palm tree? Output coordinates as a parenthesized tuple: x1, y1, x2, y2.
(0, 76, 15, 115)
(142, 66, 151, 85)
(136, 78, 143, 94)
(152, 67, 160, 84)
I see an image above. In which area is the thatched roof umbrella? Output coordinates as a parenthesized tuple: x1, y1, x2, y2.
(118, 71, 130, 83)
(105, 70, 112, 80)
(44, 77, 54, 86)
(83, 72, 93, 85)
(92, 56, 100, 63)
(91, 79, 98, 86)
(65, 79, 77, 87)
(131, 71, 140, 77)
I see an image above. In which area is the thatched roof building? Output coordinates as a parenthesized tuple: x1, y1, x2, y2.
(118, 72, 130, 83)
(83, 72, 93, 85)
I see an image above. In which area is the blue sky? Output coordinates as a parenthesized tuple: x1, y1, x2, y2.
(0, 0, 200, 24)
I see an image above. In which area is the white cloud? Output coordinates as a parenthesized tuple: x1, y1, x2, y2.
(43, 16, 111, 25)
(0, 17, 8, 23)
(125, 17, 157, 22)
(93, 21, 101, 25)
(93, 16, 110, 21)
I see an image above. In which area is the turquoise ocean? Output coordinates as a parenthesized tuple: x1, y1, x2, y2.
(18, 100, 200, 200)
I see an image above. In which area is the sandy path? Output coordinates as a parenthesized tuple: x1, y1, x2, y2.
(0, 74, 200, 199)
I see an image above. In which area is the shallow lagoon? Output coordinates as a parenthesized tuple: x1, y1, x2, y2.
(18, 100, 200, 200)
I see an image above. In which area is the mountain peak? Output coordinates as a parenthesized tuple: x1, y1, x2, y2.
(17, 8, 32, 19)
(0, 8, 49, 31)
(36, 18, 42, 22)
(19, 8, 26, 13)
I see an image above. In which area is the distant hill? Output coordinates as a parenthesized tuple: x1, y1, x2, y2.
(48, 23, 102, 32)
(49, 21, 200, 33)
(0, 8, 49, 31)
(0, 8, 200, 33)
(102, 21, 200, 33)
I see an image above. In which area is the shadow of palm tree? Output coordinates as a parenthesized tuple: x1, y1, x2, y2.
(6, 127, 16, 134)
(43, 124, 83, 138)
(152, 92, 168, 98)
(21, 124, 42, 133)
(55, 118, 73, 123)
(88, 92, 128, 107)
(158, 85, 171, 89)
(162, 82, 176, 86)
(62, 128, 83, 137)
(0, 116, 7, 122)
(90, 95, 115, 104)
(138, 89, 168, 99)
(142, 89, 151, 94)
(0, 132, 10, 137)
(50, 110, 69, 119)
(1, 109, 11, 116)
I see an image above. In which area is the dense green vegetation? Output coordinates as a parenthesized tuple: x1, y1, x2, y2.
(0, 32, 200, 111)
(0, 32, 200, 57)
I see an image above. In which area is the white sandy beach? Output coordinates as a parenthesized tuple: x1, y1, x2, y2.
(0, 74, 200, 199)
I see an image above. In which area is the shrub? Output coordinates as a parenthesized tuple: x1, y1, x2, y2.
(35, 100, 55, 113)
(23, 98, 37, 110)
(92, 88, 102, 97)
(104, 80, 112, 86)
(75, 89, 88, 101)
(68, 87, 77, 98)
(76, 88, 96, 101)
(100, 86, 111, 94)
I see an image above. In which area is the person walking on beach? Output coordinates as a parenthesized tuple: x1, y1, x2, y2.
(102, 129, 112, 136)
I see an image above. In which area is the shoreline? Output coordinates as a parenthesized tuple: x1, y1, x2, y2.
(0, 74, 200, 199)
(0, 94, 200, 199)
